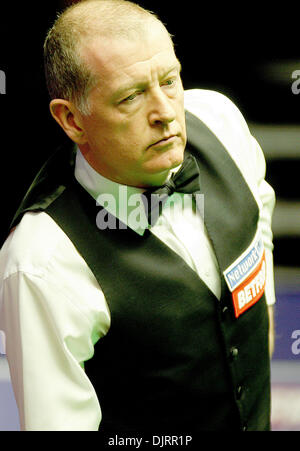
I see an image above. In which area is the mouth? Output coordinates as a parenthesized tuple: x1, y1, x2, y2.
(148, 134, 178, 149)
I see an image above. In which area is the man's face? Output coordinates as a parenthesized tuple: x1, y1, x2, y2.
(78, 22, 186, 188)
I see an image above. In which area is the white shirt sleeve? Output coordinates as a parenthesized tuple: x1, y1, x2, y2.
(250, 135, 276, 305)
(0, 212, 110, 430)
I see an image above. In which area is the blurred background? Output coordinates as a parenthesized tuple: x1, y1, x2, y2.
(0, 0, 299, 431)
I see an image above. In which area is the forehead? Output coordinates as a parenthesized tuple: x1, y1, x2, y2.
(81, 24, 179, 95)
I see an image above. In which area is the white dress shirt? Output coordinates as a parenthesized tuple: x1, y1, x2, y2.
(0, 89, 276, 431)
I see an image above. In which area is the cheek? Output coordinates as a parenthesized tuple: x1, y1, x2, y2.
(100, 122, 147, 167)
(114, 120, 148, 153)
(81, 106, 148, 173)
(83, 114, 123, 149)
(177, 101, 187, 141)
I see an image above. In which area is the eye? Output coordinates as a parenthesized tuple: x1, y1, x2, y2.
(122, 91, 143, 104)
(124, 93, 138, 102)
(165, 79, 174, 85)
(161, 77, 177, 88)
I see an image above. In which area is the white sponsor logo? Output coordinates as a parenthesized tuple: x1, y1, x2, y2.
(224, 231, 264, 292)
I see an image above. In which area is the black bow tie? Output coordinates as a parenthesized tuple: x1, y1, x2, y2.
(142, 154, 201, 226)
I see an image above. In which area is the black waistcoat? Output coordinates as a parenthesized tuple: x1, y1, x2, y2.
(11, 111, 271, 432)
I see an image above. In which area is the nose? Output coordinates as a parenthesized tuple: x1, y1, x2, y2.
(148, 89, 176, 127)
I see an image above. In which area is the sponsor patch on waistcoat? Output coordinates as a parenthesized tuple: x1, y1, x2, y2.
(223, 231, 266, 318)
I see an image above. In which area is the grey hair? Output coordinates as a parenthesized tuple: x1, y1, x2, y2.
(44, 0, 168, 115)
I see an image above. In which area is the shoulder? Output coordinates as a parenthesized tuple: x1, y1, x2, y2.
(184, 89, 263, 192)
(184, 88, 251, 140)
(184, 88, 235, 111)
(0, 209, 110, 339)
(0, 211, 78, 280)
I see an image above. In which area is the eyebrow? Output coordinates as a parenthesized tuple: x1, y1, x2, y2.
(112, 61, 182, 101)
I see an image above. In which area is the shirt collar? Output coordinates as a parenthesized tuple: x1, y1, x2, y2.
(74, 147, 181, 236)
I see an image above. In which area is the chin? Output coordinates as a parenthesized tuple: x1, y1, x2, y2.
(149, 147, 185, 172)
(140, 157, 183, 187)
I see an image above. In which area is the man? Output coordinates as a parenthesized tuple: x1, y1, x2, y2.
(0, 0, 276, 432)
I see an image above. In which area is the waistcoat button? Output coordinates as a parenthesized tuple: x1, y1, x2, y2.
(230, 347, 239, 360)
(236, 385, 243, 400)
(222, 305, 228, 316)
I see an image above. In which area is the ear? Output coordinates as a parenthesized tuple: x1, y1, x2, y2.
(49, 99, 87, 145)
